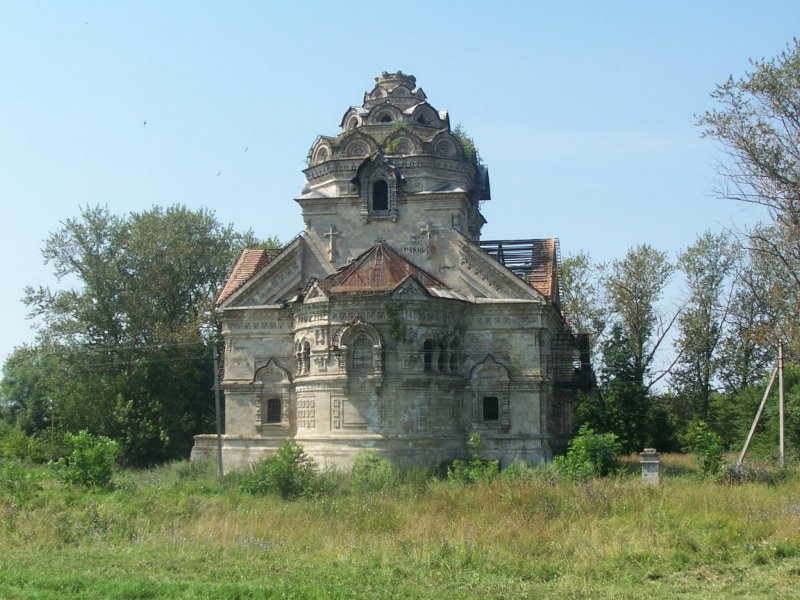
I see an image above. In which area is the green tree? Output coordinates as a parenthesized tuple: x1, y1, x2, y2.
(699, 40, 800, 349)
(559, 251, 607, 363)
(605, 244, 676, 390)
(670, 231, 738, 420)
(12, 204, 268, 465)
(597, 325, 650, 453)
(717, 235, 777, 394)
(0, 345, 57, 434)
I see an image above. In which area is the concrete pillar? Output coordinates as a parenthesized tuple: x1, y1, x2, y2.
(639, 448, 660, 486)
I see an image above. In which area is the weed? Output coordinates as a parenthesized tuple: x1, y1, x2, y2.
(352, 449, 397, 493)
(55, 430, 119, 489)
(681, 420, 724, 476)
(240, 439, 320, 499)
(447, 433, 499, 484)
(552, 425, 621, 480)
(0, 458, 42, 502)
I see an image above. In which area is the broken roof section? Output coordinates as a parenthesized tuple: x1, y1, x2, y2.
(479, 238, 560, 302)
(319, 242, 458, 298)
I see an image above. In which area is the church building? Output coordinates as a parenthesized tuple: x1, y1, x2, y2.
(191, 72, 590, 471)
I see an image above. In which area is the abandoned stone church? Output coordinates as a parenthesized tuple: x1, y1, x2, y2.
(191, 72, 590, 471)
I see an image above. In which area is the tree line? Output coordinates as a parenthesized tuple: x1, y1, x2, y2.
(562, 40, 800, 459)
(3, 40, 800, 466)
(0, 205, 279, 466)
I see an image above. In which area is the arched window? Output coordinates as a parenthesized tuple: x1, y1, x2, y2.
(372, 180, 389, 211)
(438, 342, 447, 373)
(423, 340, 434, 372)
(265, 398, 282, 423)
(449, 342, 458, 374)
(379, 114, 392, 123)
(351, 334, 372, 373)
(302, 341, 311, 375)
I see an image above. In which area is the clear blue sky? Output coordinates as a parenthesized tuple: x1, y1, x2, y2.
(1, 1, 797, 367)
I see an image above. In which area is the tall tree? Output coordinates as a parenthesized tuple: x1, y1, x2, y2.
(16, 204, 265, 465)
(605, 244, 676, 389)
(670, 231, 737, 420)
(717, 234, 781, 393)
(559, 251, 607, 364)
(583, 325, 650, 453)
(699, 39, 800, 313)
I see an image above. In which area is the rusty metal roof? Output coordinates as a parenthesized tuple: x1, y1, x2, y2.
(321, 242, 444, 295)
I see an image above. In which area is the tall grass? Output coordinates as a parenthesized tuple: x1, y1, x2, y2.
(1, 455, 799, 598)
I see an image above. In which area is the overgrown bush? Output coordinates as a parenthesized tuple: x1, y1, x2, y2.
(240, 439, 320, 499)
(500, 460, 556, 483)
(0, 426, 34, 459)
(680, 420, 724, 476)
(351, 449, 397, 493)
(0, 458, 42, 501)
(552, 425, 621, 480)
(0, 425, 68, 463)
(55, 430, 119, 489)
(447, 433, 499, 484)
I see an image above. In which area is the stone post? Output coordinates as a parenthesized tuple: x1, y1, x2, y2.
(639, 448, 660, 486)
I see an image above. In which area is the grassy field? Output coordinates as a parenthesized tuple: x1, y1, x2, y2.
(2, 455, 800, 599)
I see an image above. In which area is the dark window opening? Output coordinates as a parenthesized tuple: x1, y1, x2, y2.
(266, 398, 282, 423)
(372, 180, 389, 211)
(380, 114, 392, 123)
(423, 340, 434, 371)
(352, 335, 372, 372)
(302, 341, 311, 374)
(483, 396, 499, 421)
(438, 343, 447, 372)
(449, 343, 458, 373)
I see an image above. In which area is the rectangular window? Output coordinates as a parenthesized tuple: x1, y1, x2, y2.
(482, 396, 499, 421)
(266, 398, 282, 423)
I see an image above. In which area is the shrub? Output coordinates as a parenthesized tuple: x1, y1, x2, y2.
(352, 449, 397, 493)
(680, 420, 724, 476)
(0, 426, 69, 464)
(0, 458, 42, 501)
(500, 459, 547, 482)
(241, 439, 319, 499)
(55, 430, 119, 489)
(0, 426, 34, 459)
(719, 462, 786, 485)
(447, 433, 499, 484)
(553, 425, 621, 480)
(30, 429, 69, 463)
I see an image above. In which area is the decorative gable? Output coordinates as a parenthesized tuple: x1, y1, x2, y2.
(220, 237, 304, 308)
(303, 279, 329, 304)
(322, 242, 444, 296)
(391, 276, 431, 300)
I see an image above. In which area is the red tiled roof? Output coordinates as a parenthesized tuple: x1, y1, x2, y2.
(216, 249, 273, 305)
(321, 242, 443, 295)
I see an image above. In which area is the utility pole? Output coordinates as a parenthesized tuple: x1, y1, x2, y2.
(779, 341, 785, 468)
(737, 366, 777, 466)
(737, 341, 788, 467)
(213, 343, 224, 478)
